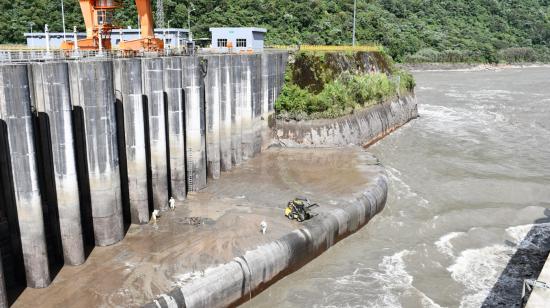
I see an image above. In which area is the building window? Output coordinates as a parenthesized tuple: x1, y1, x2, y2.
(166, 39, 172, 44)
(236, 38, 247, 47)
(217, 38, 228, 47)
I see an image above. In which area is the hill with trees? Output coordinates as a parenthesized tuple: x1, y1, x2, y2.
(1, 0, 549, 62)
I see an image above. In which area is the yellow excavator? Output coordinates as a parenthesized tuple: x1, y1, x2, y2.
(60, 0, 163, 52)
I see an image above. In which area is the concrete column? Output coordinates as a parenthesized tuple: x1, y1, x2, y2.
(219, 55, 232, 171)
(113, 59, 149, 224)
(241, 55, 254, 161)
(251, 54, 263, 156)
(0, 249, 7, 308)
(30, 62, 86, 265)
(163, 57, 186, 200)
(182, 56, 206, 191)
(260, 53, 271, 150)
(203, 55, 221, 179)
(0, 64, 50, 287)
(230, 55, 242, 165)
(68, 60, 124, 247)
(142, 58, 169, 211)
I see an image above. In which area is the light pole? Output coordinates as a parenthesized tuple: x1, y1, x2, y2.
(352, 0, 357, 46)
(61, 0, 67, 39)
(167, 20, 172, 49)
(187, 3, 195, 41)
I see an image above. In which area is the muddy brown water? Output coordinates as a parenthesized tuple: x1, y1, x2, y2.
(245, 67, 550, 308)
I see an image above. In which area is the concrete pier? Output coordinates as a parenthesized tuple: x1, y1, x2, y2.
(68, 60, 124, 246)
(142, 58, 169, 211)
(163, 57, 187, 200)
(0, 64, 50, 288)
(30, 62, 86, 265)
(182, 57, 207, 191)
(219, 55, 232, 171)
(240, 56, 254, 160)
(251, 54, 263, 155)
(204, 55, 221, 179)
(260, 53, 271, 150)
(113, 59, 149, 224)
(230, 55, 243, 165)
(0, 253, 6, 308)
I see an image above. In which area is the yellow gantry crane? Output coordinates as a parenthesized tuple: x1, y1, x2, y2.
(61, 0, 164, 52)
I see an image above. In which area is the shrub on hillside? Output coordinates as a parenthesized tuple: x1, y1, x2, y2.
(498, 47, 537, 63)
(276, 71, 412, 120)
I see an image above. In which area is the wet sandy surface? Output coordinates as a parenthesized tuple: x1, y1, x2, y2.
(13, 147, 379, 307)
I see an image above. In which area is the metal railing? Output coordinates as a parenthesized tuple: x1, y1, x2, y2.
(0, 47, 195, 63)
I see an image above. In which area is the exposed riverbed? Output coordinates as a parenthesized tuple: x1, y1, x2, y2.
(245, 67, 550, 307)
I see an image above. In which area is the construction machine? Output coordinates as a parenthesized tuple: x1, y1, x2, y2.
(284, 198, 319, 222)
(61, 0, 163, 52)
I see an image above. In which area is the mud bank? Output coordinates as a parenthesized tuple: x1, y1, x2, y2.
(273, 93, 418, 147)
(146, 149, 387, 308)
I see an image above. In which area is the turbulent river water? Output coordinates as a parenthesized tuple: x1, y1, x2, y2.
(244, 67, 550, 308)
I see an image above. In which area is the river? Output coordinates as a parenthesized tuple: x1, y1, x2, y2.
(244, 67, 550, 308)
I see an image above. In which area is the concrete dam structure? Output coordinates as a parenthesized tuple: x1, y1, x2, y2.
(0, 51, 287, 306)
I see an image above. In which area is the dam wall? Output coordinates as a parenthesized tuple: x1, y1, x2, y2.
(0, 51, 287, 305)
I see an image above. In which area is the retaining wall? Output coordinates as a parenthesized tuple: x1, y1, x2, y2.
(273, 93, 418, 147)
(0, 51, 287, 305)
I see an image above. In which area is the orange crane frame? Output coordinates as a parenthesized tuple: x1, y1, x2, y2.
(61, 0, 117, 51)
(119, 0, 164, 51)
(61, 0, 163, 52)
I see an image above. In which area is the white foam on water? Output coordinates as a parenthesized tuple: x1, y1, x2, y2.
(386, 166, 430, 208)
(448, 244, 511, 308)
(435, 232, 466, 257)
(505, 222, 550, 249)
(448, 223, 550, 308)
(333, 250, 441, 308)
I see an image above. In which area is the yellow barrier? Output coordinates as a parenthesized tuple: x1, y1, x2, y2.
(268, 45, 382, 52)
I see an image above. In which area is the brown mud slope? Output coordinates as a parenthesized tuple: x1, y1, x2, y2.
(13, 148, 386, 308)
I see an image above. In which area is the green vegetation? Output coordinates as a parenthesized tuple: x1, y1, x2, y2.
(2, 0, 549, 63)
(275, 51, 414, 120)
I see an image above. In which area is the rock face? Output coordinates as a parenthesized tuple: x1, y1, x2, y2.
(273, 93, 418, 147)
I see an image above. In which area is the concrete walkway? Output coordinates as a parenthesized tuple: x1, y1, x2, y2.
(13, 148, 385, 307)
(526, 254, 550, 307)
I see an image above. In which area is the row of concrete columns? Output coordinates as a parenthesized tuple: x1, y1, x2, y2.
(202, 52, 287, 179)
(0, 51, 287, 305)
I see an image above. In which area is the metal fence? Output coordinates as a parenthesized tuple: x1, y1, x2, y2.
(0, 47, 194, 63)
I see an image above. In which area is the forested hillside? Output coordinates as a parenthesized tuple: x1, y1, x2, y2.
(1, 0, 549, 62)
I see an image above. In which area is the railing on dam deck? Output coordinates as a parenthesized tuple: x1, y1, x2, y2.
(0, 47, 195, 63)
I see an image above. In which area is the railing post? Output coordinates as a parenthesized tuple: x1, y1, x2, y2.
(73, 26, 80, 58)
(97, 25, 104, 57)
(45, 24, 52, 59)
